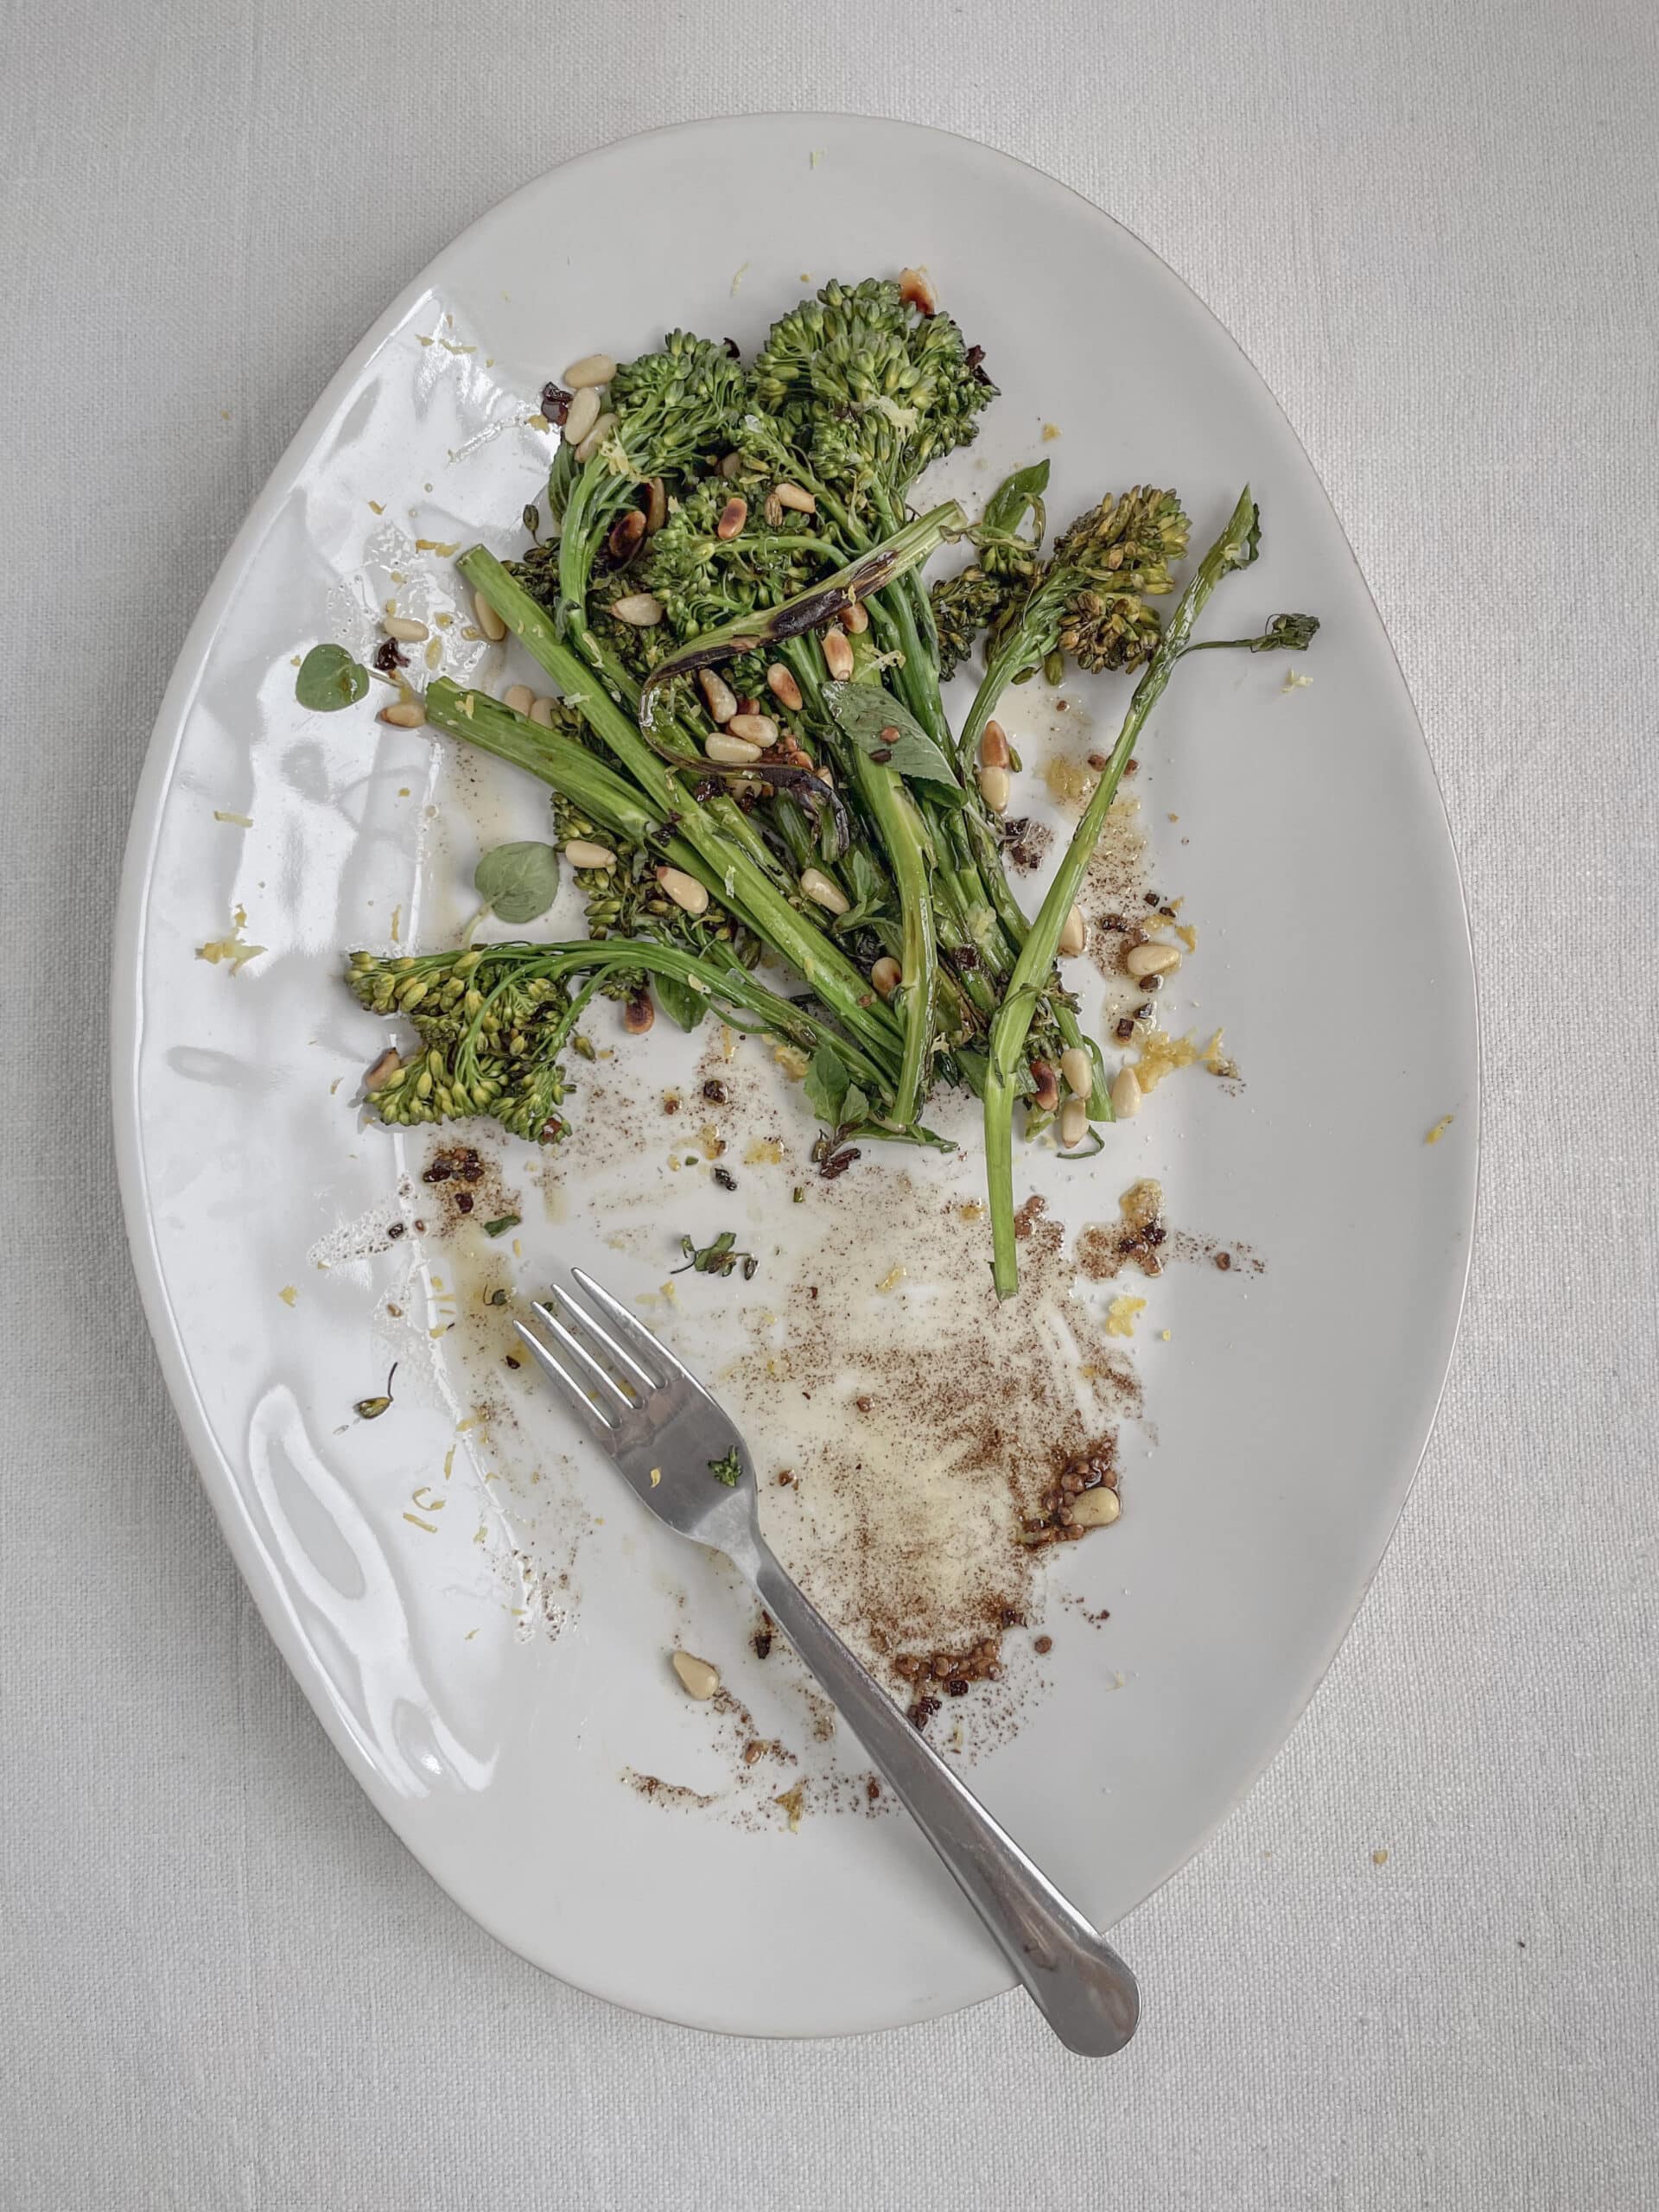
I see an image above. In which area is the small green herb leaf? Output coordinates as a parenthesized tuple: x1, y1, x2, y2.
(296, 644, 371, 712)
(482, 1214, 521, 1237)
(709, 1447, 743, 1487)
(474, 841, 562, 925)
(803, 1041, 851, 1128)
(653, 969, 709, 1034)
(823, 683, 965, 802)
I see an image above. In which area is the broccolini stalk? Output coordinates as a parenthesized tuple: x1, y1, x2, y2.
(454, 549, 907, 1082)
(637, 500, 967, 728)
(349, 938, 901, 1143)
(835, 627, 938, 1124)
(983, 486, 1266, 1300)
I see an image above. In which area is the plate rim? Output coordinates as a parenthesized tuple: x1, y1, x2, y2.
(110, 110, 1481, 2038)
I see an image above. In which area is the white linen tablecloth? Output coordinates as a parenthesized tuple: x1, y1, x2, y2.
(3, 0, 1656, 2202)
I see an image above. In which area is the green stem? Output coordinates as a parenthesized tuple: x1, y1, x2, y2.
(984, 486, 1262, 1299)
(456, 548, 906, 1079)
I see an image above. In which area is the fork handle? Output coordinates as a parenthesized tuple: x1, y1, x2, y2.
(747, 1543, 1140, 2056)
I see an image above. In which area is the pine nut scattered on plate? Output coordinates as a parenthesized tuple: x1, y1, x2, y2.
(1125, 942, 1180, 978)
(656, 866, 709, 915)
(1058, 905, 1087, 956)
(563, 352, 616, 389)
(1110, 1065, 1142, 1119)
(671, 1650, 721, 1700)
(563, 385, 601, 444)
(383, 614, 428, 643)
(503, 684, 535, 717)
(474, 592, 507, 642)
(799, 866, 849, 915)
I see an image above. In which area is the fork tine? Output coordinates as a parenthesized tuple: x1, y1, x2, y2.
(531, 1299, 639, 1409)
(511, 1319, 616, 1440)
(547, 1283, 660, 1395)
(568, 1268, 697, 1391)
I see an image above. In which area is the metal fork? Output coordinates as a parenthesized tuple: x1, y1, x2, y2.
(514, 1268, 1141, 2057)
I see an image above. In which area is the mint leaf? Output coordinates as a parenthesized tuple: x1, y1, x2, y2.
(823, 683, 965, 804)
(653, 968, 708, 1034)
(296, 644, 371, 711)
(474, 841, 561, 925)
(803, 1041, 850, 1128)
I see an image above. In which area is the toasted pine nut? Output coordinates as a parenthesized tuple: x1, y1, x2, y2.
(1061, 1046, 1093, 1097)
(1110, 1065, 1142, 1119)
(706, 734, 763, 765)
(1125, 941, 1181, 978)
(799, 867, 850, 916)
(609, 593, 664, 626)
(383, 614, 428, 643)
(980, 719, 1011, 770)
(766, 663, 804, 712)
(1030, 1059, 1060, 1113)
(563, 840, 617, 870)
(719, 451, 744, 480)
(978, 765, 1011, 813)
(563, 385, 601, 444)
(529, 696, 557, 727)
(563, 352, 616, 389)
(842, 599, 869, 634)
(623, 992, 654, 1034)
(1058, 905, 1087, 957)
(1059, 1096, 1090, 1147)
(504, 683, 535, 716)
(671, 1649, 721, 1700)
(1070, 1485, 1120, 1528)
(699, 668, 739, 724)
(822, 627, 854, 680)
(378, 701, 426, 728)
(645, 476, 667, 533)
(871, 957, 903, 997)
(773, 480, 816, 513)
(607, 507, 646, 561)
(726, 713, 777, 746)
(899, 266, 938, 315)
(474, 592, 507, 642)
(656, 867, 709, 916)
(575, 410, 615, 463)
(716, 496, 747, 539)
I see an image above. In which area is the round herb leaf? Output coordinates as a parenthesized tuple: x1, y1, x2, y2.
(474, 841, 563, 925)
(296, 643, 371, 712)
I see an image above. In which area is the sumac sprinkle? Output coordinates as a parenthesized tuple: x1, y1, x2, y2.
(1140, 972, 1165, 994)
(820, 1145, 861, 1180)
(1123, 758, 1139, 776)
(944, 1677, 969, 1697)
(713, 1166, 737, 1192)
(956, 944, 980, 970)
(721, 336, 741, 359)
(702, 1079, 728, 1103)
(1116, 1017, 1135, 1040)
(964, 343, 992, 385)
(386, 1222, 405, 1240)
(539, 382, 572, 423)
(422, 1161, 451, 1184)
(908, 1695, 941, 1730)
(1145, 1222, 1166, 1246)
(752, 1629, 773, 1660)
(454, 1191, 474, 1215)
(1104, 913, 1125, 931)
(1144, 889, 1161, 906)
(870, 746, 893, 764)
(372, 637, 407, 672)
(1216, 1251, 1233, 1271)
(1033, 1633, 1053, 1655)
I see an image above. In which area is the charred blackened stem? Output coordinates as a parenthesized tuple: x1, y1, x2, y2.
(637, 500, 968, 729)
